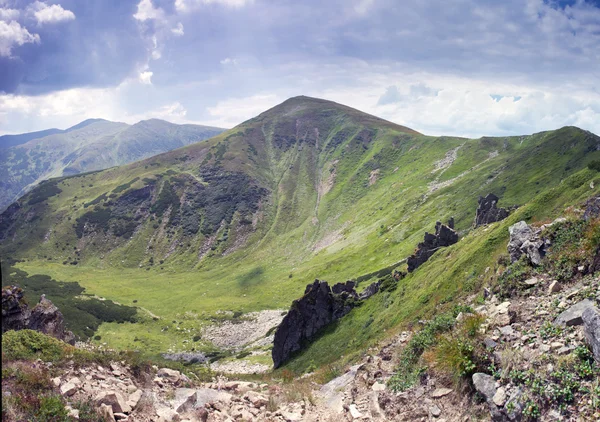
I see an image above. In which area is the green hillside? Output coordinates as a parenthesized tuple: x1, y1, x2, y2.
(0, 119, 225, 212)
(1, 96, 599, 369)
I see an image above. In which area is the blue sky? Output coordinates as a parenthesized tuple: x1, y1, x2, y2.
(0, 0, 599, 137)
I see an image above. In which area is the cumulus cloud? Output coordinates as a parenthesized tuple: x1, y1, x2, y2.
(0, 8, 19, 21)
(204, 94, 282, 127)
(220, 57, 237, 65)
(139, 70, 153, 84)
(29, 1, 75, 24)
(0, 20, 40, 57)
(133, 0, 165, 22)
(171, 22, 184, 36)
(175, 0, 253, 13)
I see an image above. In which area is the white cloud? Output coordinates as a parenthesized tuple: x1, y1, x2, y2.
(139, 71, 153, 85)
(204, 94, 282, 127)
(0, 8, 19, 21)
(29, 1, 75, 24)
(175, 0, 253, 13)
(0, 20, 40, 57)
(133, 0, 165, 22)
(220, 57, 238, 65)
(171, 22, 184, 36)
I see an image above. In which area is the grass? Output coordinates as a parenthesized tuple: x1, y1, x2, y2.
(2, 96, 600, 370)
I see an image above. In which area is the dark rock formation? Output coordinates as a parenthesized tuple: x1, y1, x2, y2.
(359, 281, 381, 300)
(407, 220, 458, 272)
(2, 285, 75, 344)
(507, 221, 548, 265)
(272, 280, 360, 368)
(583, 195, 600, 221)
(474, 194, 512, 227)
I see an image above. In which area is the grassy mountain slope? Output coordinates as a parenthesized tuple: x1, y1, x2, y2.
(0, 119, 226, 211)
(1, 96, 599, 366)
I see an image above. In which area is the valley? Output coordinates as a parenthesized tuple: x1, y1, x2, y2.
(2, 97, 599, 374)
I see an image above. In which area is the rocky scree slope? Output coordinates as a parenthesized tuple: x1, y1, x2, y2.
(0, 118, 225, 211)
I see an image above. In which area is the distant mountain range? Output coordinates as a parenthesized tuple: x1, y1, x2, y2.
(0, 119, 225, 211)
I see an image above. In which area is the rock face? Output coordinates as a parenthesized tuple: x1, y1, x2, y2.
(583, 195, 600, 221)
(272, 280, 359, 368)
(474, 194, 512, 227)
(407, 219, 458, 272)
(507, 221, 547, 265)
(582, 306, 600, 362)
(1, 285, 75, 344)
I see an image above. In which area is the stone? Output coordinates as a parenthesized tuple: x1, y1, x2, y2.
(582, 306, 600, 362)
(279, 410, 303, 421)
(113, 413, 128, 421)
(245, 391, 269, 408)
(548, 280, 561, 294)
(95, 391, 131, 414)
(195, 388, 232, 408)
(127, 390, 143, 410)
(483, 338, 498, 349)
(319, 365, 362, 414)
(429, 404, 442, 417)
(52, 377, 61, 387)
(407, 220, 458, 272)
(474, 194, 512, 227)
(472, 373, 497, 401)
(349, 404, 362, 419)
(505, 387, 524, 421)
(156, 406, 180, 422)
(498, 325, 515, 337)
(1, 286, 75, 344)
(68, 408, 80, 419)
(431, 388, 452, 398)
(157, 368, 181, 383)
(99, 404, 115, 422)
(492, 387, 506, 407)
(584, 196, 600, 221)
(172, 388, 197, 413)
(358, 280, 381, 300)
(523, 277, 539, 286)
(554, 299, 596, 327)
(372, 382, 386, 392)
(60, 382, 78, 397)
(272, 280, 360, 368)
(507, 221, 546, 265)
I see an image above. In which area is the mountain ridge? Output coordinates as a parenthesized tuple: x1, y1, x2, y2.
(1, 96, 599, 376)
(0, 118, 226, 211)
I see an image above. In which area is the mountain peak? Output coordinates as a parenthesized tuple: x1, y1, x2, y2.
(257, 95, 421, 135)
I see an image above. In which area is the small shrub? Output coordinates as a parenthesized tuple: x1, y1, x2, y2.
(37, 395, 69, 421)
(587, 160, 600, 172)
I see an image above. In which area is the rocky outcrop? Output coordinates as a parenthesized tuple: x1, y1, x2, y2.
(507, 221, 548, 265)
(474, 194, 513, 227)
(1, 285, 75, 344)
(272, 280, 360, 368)
(582, 306, 600, 363)
(407, 219, 458, 272)
(583, 195, 600, 221)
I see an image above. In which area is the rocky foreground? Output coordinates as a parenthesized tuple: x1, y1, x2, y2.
(5, 267, 595, 422)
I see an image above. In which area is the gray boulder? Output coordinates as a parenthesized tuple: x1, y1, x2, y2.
(472, 373, 497, 401)
(582, 306, 600, 362)
(554, 299, 595, 327)
(507, 221, 547, 265)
